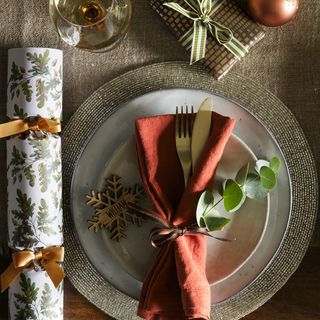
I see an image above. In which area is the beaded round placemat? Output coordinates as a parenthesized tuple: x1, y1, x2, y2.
(62, 62, 318, 320)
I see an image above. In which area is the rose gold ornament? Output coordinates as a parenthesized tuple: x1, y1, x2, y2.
(246, 0, 300, 27)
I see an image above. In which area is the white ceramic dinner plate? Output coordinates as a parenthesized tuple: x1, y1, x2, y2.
(71, 89, 291, 303)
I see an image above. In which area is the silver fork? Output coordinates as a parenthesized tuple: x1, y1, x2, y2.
(175, 106, 194, 188)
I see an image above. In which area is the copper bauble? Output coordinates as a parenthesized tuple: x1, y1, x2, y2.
(246, 0, 300, 27)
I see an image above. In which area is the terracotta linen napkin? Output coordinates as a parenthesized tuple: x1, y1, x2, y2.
(135, 112, 235, 320)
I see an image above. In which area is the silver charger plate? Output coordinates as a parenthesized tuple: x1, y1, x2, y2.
(63, 62, 318, 320)
(70, 89, 277, 303)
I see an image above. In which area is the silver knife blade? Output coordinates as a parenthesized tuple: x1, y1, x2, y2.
(191, 97, 213, 171)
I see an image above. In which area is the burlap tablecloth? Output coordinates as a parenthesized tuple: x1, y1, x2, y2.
(0, 0, 319, 252)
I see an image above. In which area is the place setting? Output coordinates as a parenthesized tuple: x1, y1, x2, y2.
(63, 64, 316, 320)
(0, 0, 318, 320)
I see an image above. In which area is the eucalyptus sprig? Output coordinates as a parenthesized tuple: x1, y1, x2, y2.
(196, 157, 281, 232)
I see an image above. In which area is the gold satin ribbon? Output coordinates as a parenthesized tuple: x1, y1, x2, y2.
(1, 246, 65, 292)
(0, 117, 61, 138)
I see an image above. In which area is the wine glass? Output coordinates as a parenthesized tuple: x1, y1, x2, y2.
(49, 0, 132, 52)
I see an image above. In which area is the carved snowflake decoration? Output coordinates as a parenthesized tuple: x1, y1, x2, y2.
(86, 175, 144, 241)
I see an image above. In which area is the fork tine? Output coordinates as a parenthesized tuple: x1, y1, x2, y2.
(187, 105, 193, 137)
(176, 106, 180, 138)
(186, 105, 189, 137)
(190, 105, 194, 137)
(176, 106, 178, 137)
(181, 106, 185, 137)
(175, 105, 192, 188)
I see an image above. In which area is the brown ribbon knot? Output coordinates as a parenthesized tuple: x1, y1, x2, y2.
(128, 203, 234, 248)
(1, 246, 65, 293)
(0, 117, 61, 138)
(149, 224, 232, 248)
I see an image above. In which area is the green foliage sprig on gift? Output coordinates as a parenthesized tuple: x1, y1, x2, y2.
(196, 157, 281, 231)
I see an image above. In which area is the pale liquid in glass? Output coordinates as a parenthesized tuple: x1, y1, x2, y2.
(49, 0, 132, 52)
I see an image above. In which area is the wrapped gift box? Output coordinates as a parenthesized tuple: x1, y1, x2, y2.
(150, 0, 265, 79)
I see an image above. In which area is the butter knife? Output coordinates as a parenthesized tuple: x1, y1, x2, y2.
(191, 97, 213, 171)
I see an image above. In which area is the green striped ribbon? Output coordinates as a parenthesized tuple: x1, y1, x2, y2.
(164, 0, 248, 64)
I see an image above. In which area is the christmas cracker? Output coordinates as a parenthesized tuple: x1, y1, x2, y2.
(6, 48, 63, 320)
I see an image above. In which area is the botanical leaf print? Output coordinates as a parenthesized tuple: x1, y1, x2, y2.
(28, 139, 51, 160)
(36, 79, 47, 108)
(8, 137, 62, 196)
(39, 163, 49, 193)
(13, 273, 39, 320)
(47, 107, 55, 119)
(11, 189, 38, 248)
(8, 50, 62, 109)
(40, 283, 59, 319)
(8, 146, 27, 184)
(8, 145, 36, 187)
(37, 199, 57, 236)
(21, 81, 33, 102)
(27, 138, 62, 193)
(50, 151, 62, 184)
(26, 50, 50, 75)
(24, 166, 36, 187)
(9, 62, 33, 102)
(13, 274, 63, 320)
(52, 191, 59, 209)
(58, 224, 63, 235)
(47, 70, 62, 102)
(13, 104, 28, 118)
(10, 187, 60, 248)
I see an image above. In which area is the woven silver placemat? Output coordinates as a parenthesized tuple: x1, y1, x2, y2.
(62, 62, 318, 320)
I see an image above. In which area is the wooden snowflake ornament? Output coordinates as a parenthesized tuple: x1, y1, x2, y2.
(86, 175, 144, 241)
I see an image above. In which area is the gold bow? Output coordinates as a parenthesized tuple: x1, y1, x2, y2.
(1, 246, 65, 292)
(0, 117, 61, 138)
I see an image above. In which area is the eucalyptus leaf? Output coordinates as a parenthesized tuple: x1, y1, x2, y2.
(231, 192, 246, 213)
(243, 173, 269, 199)
(269, 157, 281, 173)
(255, 159, 269, 173)
(199, 216, 206, 228)
(223, 179, 244, 212)
(203, 209, 231, 231)
(260, 166, 276, 189)
(235, 163, 249, 186)
(196, 190, 214, 226)
(217, 182, 224, 196)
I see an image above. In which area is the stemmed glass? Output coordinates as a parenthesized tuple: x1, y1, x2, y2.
(49, 0, 132, 52)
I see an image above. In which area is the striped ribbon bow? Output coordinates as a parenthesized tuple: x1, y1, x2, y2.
(164, 0, 248, 64)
